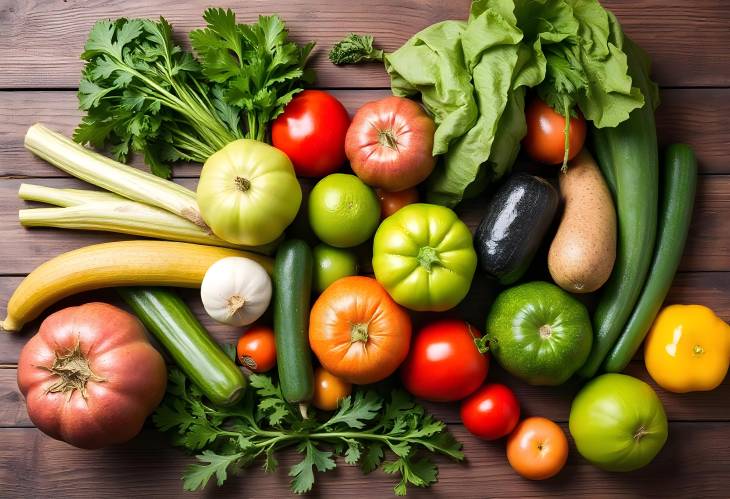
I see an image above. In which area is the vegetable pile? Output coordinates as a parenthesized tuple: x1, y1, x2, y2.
(4, 0, 728, 496)
(331, 0, 647, 205)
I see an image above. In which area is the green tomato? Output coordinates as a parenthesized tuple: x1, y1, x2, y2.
(197, 139, 301, 246)
(312, 244, 359, 293)
(570, 374, 668, 472)
(308, 174, 380, 248)
(372, 203, 476, 312)
(486, 281, 592, 385)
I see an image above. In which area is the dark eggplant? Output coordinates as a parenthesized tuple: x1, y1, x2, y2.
(474, 173, 559, 285)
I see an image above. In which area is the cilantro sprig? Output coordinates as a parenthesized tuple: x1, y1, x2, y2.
(154, 368, 464, 495)
(74, 10, 313, 178)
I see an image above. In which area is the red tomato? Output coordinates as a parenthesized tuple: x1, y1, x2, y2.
(346, 96, 436, 191)
(272, 90, 350, 177)
(376, 187, 419, 219)
(460, 383, 520, 440)
(523, 98, 586, 165)
(237, 325, 277, 373)
(17, 303, 166, 449)
(400, 320, 489, 402)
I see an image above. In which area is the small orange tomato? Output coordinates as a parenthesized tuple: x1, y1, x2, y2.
(376, 187, 419, 219)
(236, 325, 277, 373)
(523, 97, 586, 166)
(312, 367, 352, 411)
(506, 417, 568, 480)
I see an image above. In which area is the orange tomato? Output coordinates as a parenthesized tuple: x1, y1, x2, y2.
(312, 367, 352, 411)
(506, 417, 568, 480)
(523, 98, 586, 166)
(376, 187, 419, 219)
(236, 325, 277, 373)
(309, 276, 412, 384)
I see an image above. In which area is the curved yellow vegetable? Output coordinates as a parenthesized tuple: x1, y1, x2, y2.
(1, 240, 273, 332)
(644, 304, 730, 393)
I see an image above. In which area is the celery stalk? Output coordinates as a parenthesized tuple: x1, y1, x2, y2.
(18, 201, 275, 254)
(24, 124, 207, 228)
(19, 183, 124, 207)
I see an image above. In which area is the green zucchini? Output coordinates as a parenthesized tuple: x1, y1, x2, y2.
(118, 287, 246, 405)
(578, 38, 660, 378)
(604, 144, 697, 372)
(273, 239, 314, 403)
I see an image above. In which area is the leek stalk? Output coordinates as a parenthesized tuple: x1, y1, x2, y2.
(24, 124, 207, 228)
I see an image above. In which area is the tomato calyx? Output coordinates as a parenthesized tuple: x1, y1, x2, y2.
(633, 424, 649, 442)
(417, 246, 442, 272)
(234, 176, 251, 192)
(41, 342, 106, 400)
(377, 128, 399, 151)
(468, 323, 490, 355)
(350, 322, 370, 343)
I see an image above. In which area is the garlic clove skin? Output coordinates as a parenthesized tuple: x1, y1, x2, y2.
(200, 256, 272, 327)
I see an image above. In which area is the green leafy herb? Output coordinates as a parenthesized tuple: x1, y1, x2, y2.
(75, 11, 314, 177)
(329, 34, 384, 65)
(74, 17, 239, 178)
(190, 8, 315, 142)
(154, 368, 463, 495)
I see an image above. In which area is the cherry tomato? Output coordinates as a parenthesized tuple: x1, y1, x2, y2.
(272, 90, 350, 177)
(376, 187, 419, 219)
(312, 366, 352, 411)
(461, 383, 520, 440)
(523, 98, 586, 165)
(400, 320, 489, 402)
(236, 325, 276, 373)
(507, 417, 569, 480)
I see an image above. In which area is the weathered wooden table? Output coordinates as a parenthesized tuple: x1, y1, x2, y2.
(1, 1, 729, 497)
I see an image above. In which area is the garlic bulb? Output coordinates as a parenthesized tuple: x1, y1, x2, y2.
(200, 257, 272, 326)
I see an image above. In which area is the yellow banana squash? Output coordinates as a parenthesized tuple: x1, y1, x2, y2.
(2, 240, 273, 332)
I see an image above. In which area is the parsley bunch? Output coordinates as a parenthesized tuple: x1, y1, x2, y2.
(154, 368, 464, 495)
(74, 10, 313, 178)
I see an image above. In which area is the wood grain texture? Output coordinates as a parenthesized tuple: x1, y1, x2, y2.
(0, 1, 729, 88)
(1, 424, 729, 498)
(2, 88, 729, 178)
(1, 175, 728, 275)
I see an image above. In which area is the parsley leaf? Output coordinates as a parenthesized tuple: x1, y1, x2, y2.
(289, 441, 337, 494)
(183, 450, 242, 491)
(155, 370, 462, 495)
(190, 9, 315, 141)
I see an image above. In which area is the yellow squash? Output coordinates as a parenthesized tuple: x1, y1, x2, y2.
(644, 304, 730, 393)
(2, 240, 272, 333)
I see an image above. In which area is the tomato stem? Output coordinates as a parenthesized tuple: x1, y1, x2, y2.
(416, 246, 441, 272)
(377, 129, 399, 151)
(40, 341, 106, 400)
(235, 176, 251, 192)
(350, 322, 370, 343)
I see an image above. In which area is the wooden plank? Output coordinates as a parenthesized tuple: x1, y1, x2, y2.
(2, 175, 729, 274)
(0, 1, 728, 89)
(2, 88, 729, 178)
(3, 356, 729, 427)
(0, 423, 728, 497)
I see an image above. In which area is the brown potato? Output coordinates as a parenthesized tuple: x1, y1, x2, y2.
(548, 149, 617, 293)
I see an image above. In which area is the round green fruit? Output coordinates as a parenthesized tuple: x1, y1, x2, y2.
(312, 244, 359, 293)
(485, 281, 592, 385)
(569, 373, 668, 472)
(308, 174, 380, 248)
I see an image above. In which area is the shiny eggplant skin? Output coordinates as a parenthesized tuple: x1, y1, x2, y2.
(474, 173, 559, 285)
